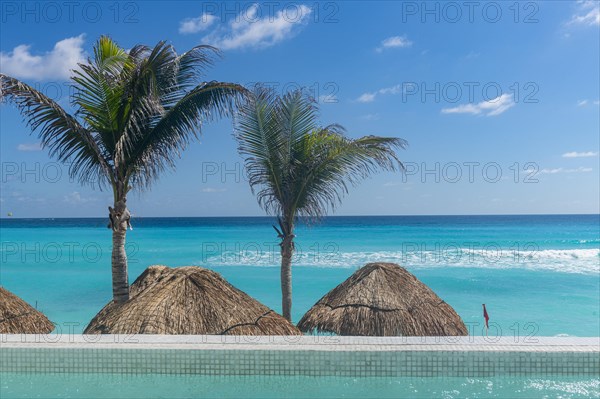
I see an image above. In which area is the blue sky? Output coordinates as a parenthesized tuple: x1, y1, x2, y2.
(1, 1, 599, 217)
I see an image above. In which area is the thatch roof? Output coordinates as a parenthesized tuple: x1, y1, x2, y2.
(297, 263, 468, 336)
(84, 265, 301, 335)
(0, 287, 54, 334)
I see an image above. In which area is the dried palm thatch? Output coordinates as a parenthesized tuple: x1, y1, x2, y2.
(297, 263, 468, 336)
(84, 265, 301, 335)
(0, 287, 54, 334)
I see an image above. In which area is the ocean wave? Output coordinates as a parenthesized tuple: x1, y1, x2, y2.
(199, 248, 600, 274)
(578, 239, 600, 244)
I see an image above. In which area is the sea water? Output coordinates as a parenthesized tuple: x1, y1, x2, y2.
(0, 215, 598, 336)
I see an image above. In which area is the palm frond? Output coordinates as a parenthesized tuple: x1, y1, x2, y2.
(175, 45, 221, 91)
(125, 81, 247, 189)
(93, 35, 131, 76)
(0, 74, 111, 186)
(292, 130, 407, 219)
(4, 37, 245, 195)
(71, 37, 130, 159)
(114, 41, 176, 167)
(235, 87, 289, 215)
(276, 90, 318, 172)
(234, 89, 407, 221)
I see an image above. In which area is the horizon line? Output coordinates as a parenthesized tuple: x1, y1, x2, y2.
(1, 213, 599, 220)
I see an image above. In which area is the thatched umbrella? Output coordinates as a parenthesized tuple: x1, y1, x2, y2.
(84, 265, 301, 335)
(0, 287, 54, 334)
(297, 262, 468, 336)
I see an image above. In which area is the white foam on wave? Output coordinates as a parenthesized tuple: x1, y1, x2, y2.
(578, 239, 600, 244)
(199, 247, 600, 274)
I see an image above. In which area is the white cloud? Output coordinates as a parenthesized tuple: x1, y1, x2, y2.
(577, 99, 599, 107)
(562, 151, 598, 158)
(63, 191, 97, 204)
(378, 84, 402, 95)
(360, 113, 380, 121)
(318, 94, 337, 104)
(201, 4, 312, 50)
(0, 35, 86, 80)
(17, 142, 42, 151)
(441, 94, 515, 116)
(568, 0, 600, 26)
(9, 191, 46, 204)
(179, 13, 217, 34)
(540, 167, 593, 174)
(464, 51, 480, 60)
(376, 35, 412, 52)
(201, 187, 226, 193)
(356, 84, 402, 103)
(356, 93, 376, 103)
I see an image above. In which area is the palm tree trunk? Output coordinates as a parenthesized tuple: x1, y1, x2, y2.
(280, 228, 294, 321)
(109, 191, 131, 303)
(111, 227, 129, 303)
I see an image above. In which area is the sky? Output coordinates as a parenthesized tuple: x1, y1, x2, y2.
(0, 1, 599, 218)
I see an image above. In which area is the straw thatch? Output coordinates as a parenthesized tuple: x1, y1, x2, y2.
(84, 265, 301, 335)
(0, 287, 54, 334)
(297, 263, 468, 336)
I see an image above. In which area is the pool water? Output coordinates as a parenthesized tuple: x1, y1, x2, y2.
(1, 373, 599, 398)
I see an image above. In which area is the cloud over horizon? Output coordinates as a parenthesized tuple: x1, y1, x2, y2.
(63, 191, 97, 205)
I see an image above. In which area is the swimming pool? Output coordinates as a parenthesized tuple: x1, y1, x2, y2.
(1, 335, 598, 398)
(3, 373, 599, 398)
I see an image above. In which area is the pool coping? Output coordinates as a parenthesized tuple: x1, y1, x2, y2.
(1, 335, 599, 352)
(2, 335, 598, 377)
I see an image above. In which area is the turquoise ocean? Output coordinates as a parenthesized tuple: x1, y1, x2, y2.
(1, 214, 598, 336)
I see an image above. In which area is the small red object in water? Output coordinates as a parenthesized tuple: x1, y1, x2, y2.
(483, 304, 489, 328)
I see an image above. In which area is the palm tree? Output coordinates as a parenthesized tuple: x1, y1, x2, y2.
(234, 88, 407, 321)
(0, 36, 246, 303)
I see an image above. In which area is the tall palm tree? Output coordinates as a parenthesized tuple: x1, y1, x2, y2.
(235, 88, 407, 321)
(1, 36, 246, 303)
